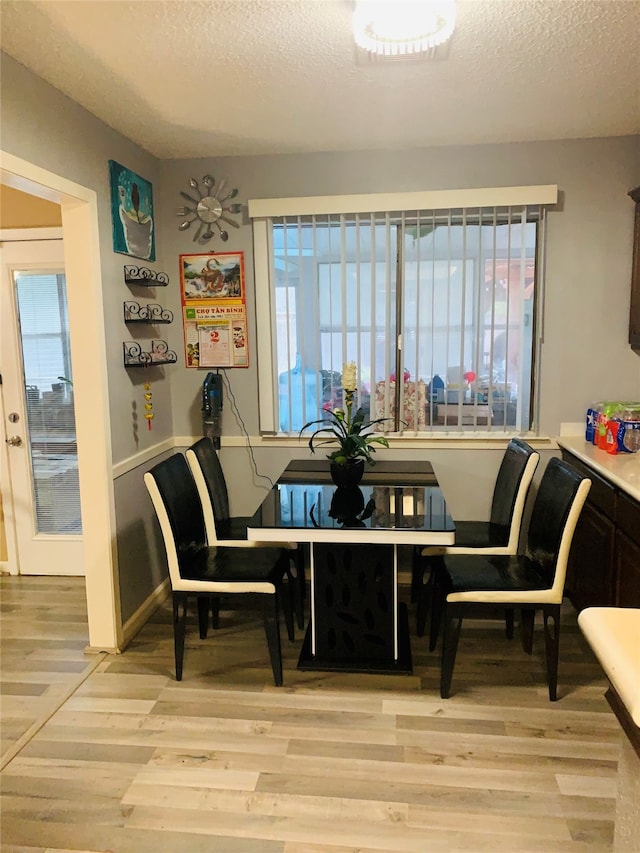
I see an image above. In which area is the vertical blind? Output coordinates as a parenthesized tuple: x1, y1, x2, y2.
(250, 186, 556, 436)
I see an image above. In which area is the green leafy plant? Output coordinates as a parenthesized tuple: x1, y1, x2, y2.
(300, 361, 391, 466)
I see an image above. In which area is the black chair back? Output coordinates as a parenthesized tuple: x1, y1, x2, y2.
(148, 453, 207, 558)
(489, 438, 537, 532)
(189, 437, 230, 533)
(527, 457, 586, 586)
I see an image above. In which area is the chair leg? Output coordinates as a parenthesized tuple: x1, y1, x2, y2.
(282, 577, 295, 643)
(210, 594, 221, 629)
(504, 608, 515, 640)
(429, 558, 446, 652)
(542, 605, 561, 701)
(276, 554, 295, 643)
(197, 595, 210, 639)
(440, 603, 463, 699)
(263, 593, 283, 687)
(172, 592, 188, 681)
(292, 547, 306, 630)
(410, 546, 422, 603)
(520, 607, 536, 654)
(416, 559, 434, 638)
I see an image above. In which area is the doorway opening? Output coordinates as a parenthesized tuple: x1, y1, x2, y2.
(1, 151, 122, 651)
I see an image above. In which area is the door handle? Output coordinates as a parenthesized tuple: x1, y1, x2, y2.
(5, 435, 23, 447)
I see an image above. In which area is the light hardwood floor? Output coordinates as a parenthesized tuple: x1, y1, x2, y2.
(1, 574, 621, 853)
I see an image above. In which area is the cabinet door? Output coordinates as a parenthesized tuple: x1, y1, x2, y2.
(629, 186, 640, 352)
(568, 502, 616, 610)
(616, 492, 640, 606)
(616, 531, 640, 607)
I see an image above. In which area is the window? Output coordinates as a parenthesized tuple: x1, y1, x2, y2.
(13, 269, 81, 534)
(15, 272, 72, 390)
(250, 186, 557, 436)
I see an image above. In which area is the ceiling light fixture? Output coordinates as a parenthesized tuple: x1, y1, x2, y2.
(353, 0, 456, 57)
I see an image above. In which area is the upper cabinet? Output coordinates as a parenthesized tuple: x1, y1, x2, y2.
(629, 186, 640, 353)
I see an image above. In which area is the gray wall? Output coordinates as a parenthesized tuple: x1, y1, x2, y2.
(3, 50, 639, 624)
(160, 138, 640, 516)
(161, 140, 640, 441)
(114, 452, 173, 622)
(1, 53, 171, 623)
(1, 53, 174, 463)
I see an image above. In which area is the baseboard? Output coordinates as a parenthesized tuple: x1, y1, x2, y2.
(120, 577, 170, 650)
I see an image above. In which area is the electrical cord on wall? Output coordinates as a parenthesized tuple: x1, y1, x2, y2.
(220, 370, 275, 489)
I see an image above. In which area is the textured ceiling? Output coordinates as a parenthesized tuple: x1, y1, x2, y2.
(1, 0, 639, 159)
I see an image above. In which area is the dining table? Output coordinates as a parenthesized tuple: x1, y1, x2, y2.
(247, 460, 455, 675)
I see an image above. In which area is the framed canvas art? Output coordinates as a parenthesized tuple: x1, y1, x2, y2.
(109, 160, 155, 261)
(179, 252, 244, 301)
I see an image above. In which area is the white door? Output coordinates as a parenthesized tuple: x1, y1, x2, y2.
(0, 236, 84, 576)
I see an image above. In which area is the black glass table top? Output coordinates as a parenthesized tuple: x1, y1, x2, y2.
(260, 483, 455, 533)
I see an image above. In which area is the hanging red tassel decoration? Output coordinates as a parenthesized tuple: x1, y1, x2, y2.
(144, 382, 154, 430)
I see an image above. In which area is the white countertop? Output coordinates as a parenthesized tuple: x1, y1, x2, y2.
(556, 436, 640, 502)
(579, 607, 640, 728)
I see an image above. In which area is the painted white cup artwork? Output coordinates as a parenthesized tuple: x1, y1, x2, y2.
(109, 160, 155, 261)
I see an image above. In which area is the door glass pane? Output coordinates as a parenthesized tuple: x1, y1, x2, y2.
(13, 270, 82, 534)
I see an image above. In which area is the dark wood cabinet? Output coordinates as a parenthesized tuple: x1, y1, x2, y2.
(567, 502, 616, 609)
(562, 449, 640, 610)
(616, 531, 640, 607)
(629, 186, 640, 352)
(616, 492, 640, 607)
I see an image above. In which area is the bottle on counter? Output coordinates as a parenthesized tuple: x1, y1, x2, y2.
(605, 415, 622, 454)
(616, 405, 640, 454)
(586, 403, 600, 443)
(596, 402, 625, 450)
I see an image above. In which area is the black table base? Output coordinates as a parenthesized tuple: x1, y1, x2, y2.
(296, 542, 414, 675)
(297, 602, 413, 674)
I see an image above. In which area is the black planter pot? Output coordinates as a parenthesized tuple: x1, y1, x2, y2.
(329, 458, 365, 487)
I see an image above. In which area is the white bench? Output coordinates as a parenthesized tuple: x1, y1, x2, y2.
(579, 607, 640, 852)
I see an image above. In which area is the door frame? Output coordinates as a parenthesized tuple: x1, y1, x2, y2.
(1, 151, 122, 652)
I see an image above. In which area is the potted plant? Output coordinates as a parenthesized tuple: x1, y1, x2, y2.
(300, 362, 391, 486)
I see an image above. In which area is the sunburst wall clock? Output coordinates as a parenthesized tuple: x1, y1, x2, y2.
(177, 175, 244, 244)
